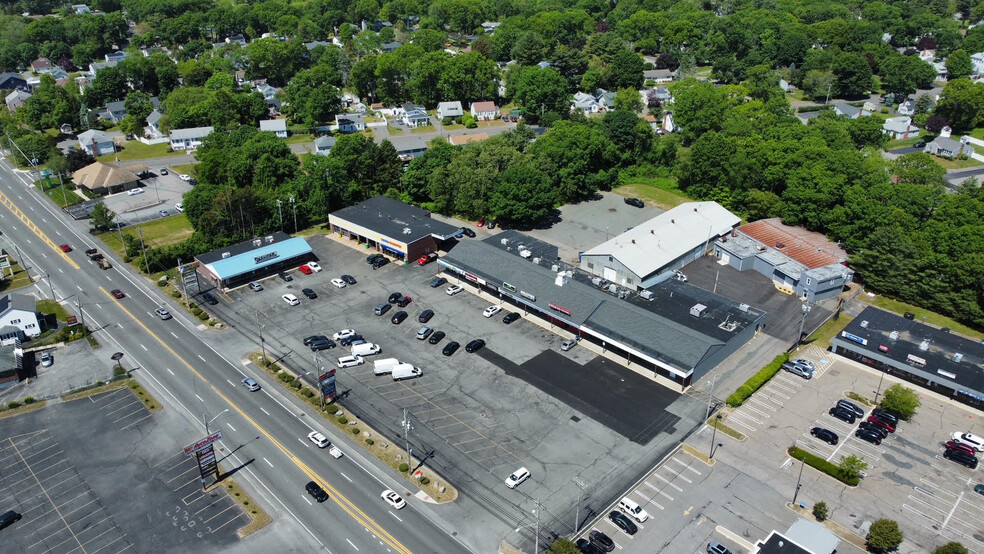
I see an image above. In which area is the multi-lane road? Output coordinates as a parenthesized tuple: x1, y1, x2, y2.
(0, 156, 472, 553)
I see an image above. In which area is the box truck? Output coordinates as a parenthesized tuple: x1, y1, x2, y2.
(391, 363, 422, 381)
(351, 342, 380, 356)
(373, 358, 401, 375)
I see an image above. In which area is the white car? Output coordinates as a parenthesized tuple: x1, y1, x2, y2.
(127, 188, 144, 196)
(380, 489, 406, 510)
(307, 262, 322, 272)
(483, 305, 502, 318)
(174, 203, 184, 212)
(505, 467, 530, 489)
(337, 355, 364, 368)
(952, 432, 984, 452)
(333, 329, 356, 340)
(39, 351, 52, 367)
(282, 293, 300, 306)
(179, 174, 191, 181)
(330, 278, 346, 288)
(791, 358, 816, 371)
(308, 431, 330, 448)
(446, 285, 463, 296)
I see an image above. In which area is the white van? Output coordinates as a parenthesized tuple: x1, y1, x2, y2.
(374, 358, 401, 375)
(618, 497, 649, 523)
(391, 363, 422, 381)
(351, 342, 381, 356)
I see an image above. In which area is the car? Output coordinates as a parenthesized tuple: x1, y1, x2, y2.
(391, 311, 408, 324)
(504, 467, 530, 488)
(791, 358, 816, 372)
(372, 257, 389, 269)
(624, 197, 645, 208)
(306, 481, 329, 502)
(914, 140, 926, 148)
(174, 203, 183, 212)
(836, 399, 865, 419)
(487, 220, 496, 229)
(127, 188, 144, 196)
(446, 285, 463, 295)
(576, 538, 606, 554)
(608, 510, 638, 535)
(483, 305, 502, 318)
(707, 541, 733, 554)
(811, 427, 838, 445)
(380, 489, 406, 510)
(975, 484, 984, 496)
(59, 243, 72, 252)
(417, 252, 438, 265)
(282, 293, 300, 306)
(306, 262, 322, 272)
(242, 378, 260, 391)
(397, 295, 412, 307)
(416, 326, 433, 340)
(947, 440, 975, 455)
(366, 253, 384, 264)
(159, 209, 169, 217)
(305, 287, 320, 300)
(279, 272, 293, 282)
(155, 307, 172, 320)
(502, 312, 520, 324)
(160, 168, 168, 175)
(561, 338, 580, 351)
(454, 228, 464, 238)
(866, 415, 895, 433)
(459, 227, 476, 238)
(951, 432, 984, 452)
(477, 217, 485, 227)
(298, 265, 313, 275)
(332, 329, 357, 340)
(944, 447, 979, 469)
(465, 339, 486, 353)
(202, 292, 219, 305)
(248, 281, 263, 291)
(341, 274, 357, 285)
(39, 351, 52, 367)
(374, 303, 392, 316)
(0, 510, 22, 530)
(304, 334, 329, 346)
(871, 408, 899, 426)
(330, 278, 346, 288)
(855, 429, 882, 445)
(430, 276, 447, 288)
(310, 339, 335, 351)
(308, 431, 330, 448)
(589, 530, 615, 552)
(428, 331, 446, 344)
(858, 421, 888, 439)
(388, 292, 403, 304)
(339, 334, 364, 346)
(418, 309, 434, 323)
(442, 341, 460, 356)
(337, 355, 364, 368)
(782, 362, 814, 379)
(828, 406, 856, 424)
(110, 289, 125, 299)
(179, 174, 191, 181)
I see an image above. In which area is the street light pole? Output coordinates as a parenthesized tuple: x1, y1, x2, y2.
(709, 414, 722, 459)
(203, 408, 229, 434)
(534, 498, 541, 554)
(137, 227, 150, 275)
(289, 195, 297, 233)
(45, 272, 55, 299)
(797, 303, 812, 346)
(873, 369, 887, 405)
(792, 459, 805, 504)
(276, 198, 283, 230)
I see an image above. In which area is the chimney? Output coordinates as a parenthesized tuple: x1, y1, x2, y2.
(671, 219, 675, 224)
(91, 139, 99, 157)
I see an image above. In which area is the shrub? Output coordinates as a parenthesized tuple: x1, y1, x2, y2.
(420, 477, 430, 485)
(7, 401, 20, 409)
(170, 290, 181, 298)
(351, 427, 360, 434)
(788, 446, 859, 486)
(866, 518, 903, 552)
(366, 439, 374, 445)
(189, 302, 198, 309)
(191, 307, 203, 316)
(278, 372, 293, 383)
(157, 279, 167, 287)
(338, 416, 348, 424)
(197, 312, 209, 321)
(726, 354, 789, 407)
(398, 463, 409, 472)
(114, 366, 127, 376)
(23, 397, 34, 404)
(301, 389, 314, 398)
(813, 501, 829, 521)
(934, 542, 969, 554)
(290, 379, 302, 389)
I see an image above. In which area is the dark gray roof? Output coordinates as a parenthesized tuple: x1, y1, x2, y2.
(196, 231, 296, 265)
(0, 293, 36, 314)
(329, 196, 460, 243)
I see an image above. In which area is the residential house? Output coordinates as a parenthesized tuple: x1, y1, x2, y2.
(924, 128, 974, 158)
(105, 101, 127, 123)
(71, 3, 91, 14)
(304, 41, 331, 51)
(336, 114, 366, 133)
(662, 111, 675, 134)
(146, 109, 164, 137)
(571, 92, 599, 113)
(833, 103, 870, 119)
(389, 136, 428, 160)
(72, 161, 142, 196)
(169, 126, 213, 150)
(77, 129, 115, 156)
(30, 57, 53, 73)
(481, 21, 500, 34)
(470, 101, 499, 121)
(972, 52, 984, 77)
(88, 60, 117, 76)
(897, 99, 916, 116)
(314, 135, 337, 156)
(449, 133, 489, 145)
(361, 20, 392, 32)
(225, 35, 247, 46)
(260, 119, 288, 138)
(0, 72, 28, 91)
(882, 116, 920, 140)
(255, 83, 279, 101)
(402, 103, 430, 127)
(643, 68, 676, 84)
(595, 89, 616, 110)
(537, 61, 552, 69)
(382, 41, 403, 53)
(340, 92, 359, 108)
(104, 51, 126, 63)
(0, 294, 40, 345)
(644, 115, 660, 133)
(5, 90, 31, 112)
(653, 87, 673, 103)
(436, 101, 463, 120)
(779, 78, 793, 93)
(933, 61, 948, 81)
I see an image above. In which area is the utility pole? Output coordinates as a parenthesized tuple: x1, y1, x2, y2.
(276, 198, 283, 230)
(572, 477, 586, 534)
(44, 272, 55, 299)
(137, 227, 150, 275)
(709, 414, 722, 459)
(289, 195, 297, 233)
(402, 408, 413, 468)
(704, 373, 718, 422)
(797, 303, 812, 347)
(534, 498, 541, 554)
(792, 459, 805, 505)
(75, 295, 85, 334)
(256, 310, 266, 361)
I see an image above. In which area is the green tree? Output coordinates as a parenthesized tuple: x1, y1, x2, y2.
(934, 79, 984, 132)
(487, 161, 555, 224)
(412, 29, 446, 53)
(90, 201, 116, 232)
(881, 54, 937, 98)
(614, 88, 643, 112)
(813, 501, 829, 521)
(832, 53, 873, 98)
(933, 542, 969, 554)
(880, 383, 921, 421)
(671, 80, 730, 143)
(607, 49, 644, 90)
(838, 454, 868, 480)
(351, 56, 379, 103)
(547, 538, 581, 554)
(439, 52, 499, 107)
(511, 31, 549, 66)
(409, 51, 449, 107)
(847, 116, 888, 150)
(801, 70, 835, 102)
(509, 67, 571, 124)
(894, 153, 946, 187)
(866, 518, 903, 553)
(945, 50, 973, 80)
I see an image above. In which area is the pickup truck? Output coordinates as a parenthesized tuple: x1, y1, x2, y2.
(85, 248, 101, 260)
(96, 257, 112, 270)
(328, 445, 343, 458)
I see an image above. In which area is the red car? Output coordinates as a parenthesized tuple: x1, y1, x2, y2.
(947, 440, 976, 455)
(866, 415, 895, 433)
(110, 289, 125, 299)
(59, 244, 72, 252)
(417, 253, 437, 266)
(477, 217, 485, 227)
(298, 265, 313, 275)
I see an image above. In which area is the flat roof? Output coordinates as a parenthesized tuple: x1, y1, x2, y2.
(329, 196, 460, 243)
(196, 232, 312, 279)
(738, 219, 847, 269)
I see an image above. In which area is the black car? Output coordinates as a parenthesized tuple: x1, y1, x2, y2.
(339, 334, 364, 346)
(811, 427, 839, 445)
(608, 510, 638, 535)
(430, 276, 448, 288)
(391, 311, 408, 324)
(576, 538, 606, 554)
(858, 421, 889, 439)
(828, 406, 856, 424)
(388, 292, 403, 304)
(202, 292, 219, 305)
(944, 448, 979, 469)
(502, 312, 520, 324)
(279, 272, 293, 282)
(871, 408, 899, 426)
(487, 220, 496, 229)
(305, 481, 329, 502)
(913, 140, 926, 148)
(310, 339, 335, 351)
(372, 257, 389, 269)
(418, 309, 434, 323)
(303, 334, 328, 346)
(589, 530, 615, 552)
(302, 288, 317, 299)
(459, 227, 476, 238)
(428, 331, 446, 344)
(0, 510, 22, 530)
(367, 253, 384, 264)
(396, 295, 412, 307)
(855, 429, 882, 445)
(837, 399, 865, 419)
(341, 274, 357, 285)
(465, 339, 486, 353)
(442, 341, 460, 356)
(624, 197, 645, 208)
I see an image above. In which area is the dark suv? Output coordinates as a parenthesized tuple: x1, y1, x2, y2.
(811, 427, 838, 445)
(305, 481, 329, 502)
(944, 448, 979, 469)
(589, 530, 615, 552)
(871, 408, 899, 426)
(828, 406, 856, 424)
(837, 399, 865, 419)
(339, 334, 364, 346)
(608, 511, 638, 535)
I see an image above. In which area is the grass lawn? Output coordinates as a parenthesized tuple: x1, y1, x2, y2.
(863, 292, 984, 341)
(442, 123, 465, 131)
(614, 177, 690, 210)
(100, 215, 193, 254)
(286, 133, 314, 144)
(37, 299, 70, 321)
(96, 141, 177, 162)
(934, 156, 983, 170)
(410, 125, 436, 134)
(884, 136, 925, 149)
(168, 163, 198, 176)
(0, 262, 35, 293)
(969, 128, 984, 140)
(35, 181, 84, 207)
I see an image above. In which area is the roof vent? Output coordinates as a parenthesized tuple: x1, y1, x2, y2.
(500, 238, 510, 246)
(860, 320, 868, 328)
(889, 330, 899, 341)
(650, 229, 654, 234)
(402, 227, 412, 235)
(954, 352, 964, 363)
(265, 235, 274, 243)
(694, 207, 697, 212)
(221, 252, 231, 259)
(739, 303, 749, 312)
(631, 239, 635, 244)
(252, 239, 262, 247)
(919, 339, 930, 351)
(671, 219, 675, 224)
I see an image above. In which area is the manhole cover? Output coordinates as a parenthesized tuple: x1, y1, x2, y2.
(571, 415, 581, 422)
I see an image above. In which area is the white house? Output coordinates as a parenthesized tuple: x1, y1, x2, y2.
(169, 126, 214, 150)
(260, 119, 288, 138)
(0, 293, 40, 344)
(314, 135, 336, 156)
(146, 109, 164, 137)
(336, 114, 366, 133)
(972, 52, 984, 77)
(882, 116, 920, 140)
(436, 101, 463, 120)
(401, 103, 429, 127)
(662, 111, 675, 133)
(77, 129, 115, 156)
(897, 99, 916, 116)
(470, 101, 499, 121)
(643, 68, 676, 84)
(571, 92, 599, 113)
(925, 128, 975, 159)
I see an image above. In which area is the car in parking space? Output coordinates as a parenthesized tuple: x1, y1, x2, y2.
(975, 483, 984, 495)
(179, 173, 191, 181)
(836, 399, 865, 419)
(944, 448, 979, 469)
(298, 265, 313, 275)
(307, 262, 322, 272)
(828, 406, 856, 424)
(330, 278, 346, 288)
(791, 358, 816, 372)
(367, 253, 384, 265)
(306, 481, 329, 502)
(282, 293, 300, 306)
(623, 197, 645, 208)
(341, 274, 357, 285)
(310, 339, 335, 351)
(308, 431, 330, 448)
(707, 541, 733, 554)
(248, 281, 263, 291)
(782, 361, 814, 379)
(811, 427, 838, 445)
(160, 168, 168, 175)
(391, 311, 408, 324)
(302, 288, 317, 299)
(337, 355, 364, 368)
(110, 289, 125, 299)
(947, 440, 976, 455)
(304, 335, 328, 346)
(858, 421, 888, 439)
(477, 217, 485, 227)
(465, 339, 486, 353)
(866, 415, 895, 433)
(333, 329, 357, 341)
(159, 209, 169, 217)
(380, 489, 406, 510)
(855, 429, 883, 445)
(871, 408, 899, 426)
(483, 305, 502, 318)
(608, 511, 637, 535)
(127, 187, 144, 196)
(561, 338, 580, 351)
(430, 276, 447, 288)
(279, 272, 293, 282)
(416, 326, 433, 340)
(59, 243, 72, 252)
(242, 377, 260, 391)
(446, 284, 463, 295)
(155, 307, 172, 320)
(504, 467, 530, 488)
(428, 331, 446, 344)
(502, 312, 520, 324)
(372, 257, 389, 269)
(374, 303, 391, 316)
(417, 252, 438, 265)
(174, 203, 183, 212)
(952, 432, 984, 452)
(40, 351, 52, 367)
(396, 295, 412, 307)
(576, 538, 606, 554)
(418, 309, 434, 323)
(202, 292, 219, 305)
(442, 341, 460, 356)
(339, 334, 364, 346)
(589, 530, 615, 552)
(459, 227, 476, 238)
(388, 292, 403, 304)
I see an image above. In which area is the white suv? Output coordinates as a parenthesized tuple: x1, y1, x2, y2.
(505, 467, 530, 489)
(483, 305, 502, 318)
(308, 431, 330, 448)
(446, 285, 463, 295)
(952, 432, 984, 452)
(337, 355, 364, 368)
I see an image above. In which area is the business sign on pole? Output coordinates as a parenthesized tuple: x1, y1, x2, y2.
(183, 431, 223, 456)
(320, 369, 337, 400)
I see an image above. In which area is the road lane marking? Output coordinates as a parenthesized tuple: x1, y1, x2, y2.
(140, 344, 147, 351)
(198, 354, 206, 361)
(340, 472, 353, 483)
(166, 368, 174, 375)
(346, 539, 359, 550)
(264, 458, 274, 468)
(195, 394, 204, 402)
(260, 407, 270, 415)
(389, 512, 403, 522)
(226, 423, 236, 432)
(227, 380, 235, 386)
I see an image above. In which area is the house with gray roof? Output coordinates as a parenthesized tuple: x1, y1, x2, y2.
(643, 68, 676, 83)
(436, 101, 463, 120)
(336, 114, 365, 133)
(5, 90, 31, 112)
(259, 119, 288, 138)
(0, 293, 40, 344)
(169, 126, 214, 150)
(314, 135, 337, 156)
(105, 100, 127, 123)
(77, 129, 115, 156)
(0, 72, 28, 91)
(833, 103, 870, 119)
(389, 135, 428, 159)
(87, 60, 117, 76)
(595, 89, 616, 110)
(925, 135, 975, 159)
(146, 109, 164, 137)
(382, 41, 403, 53)
(882, 116, 920, 140)
(401, 103, 429, 127)
(571, 92, 598, 113)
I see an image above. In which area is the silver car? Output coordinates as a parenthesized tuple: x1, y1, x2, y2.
(561, 337, 580, 351)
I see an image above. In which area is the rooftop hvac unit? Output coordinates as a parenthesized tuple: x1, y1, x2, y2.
(889, 330, 899, 341)
(221, 252, 231, 259)
(953, 352, 964, 363)
(555, 272, 568, 287)
(265, 235, 275, 243)
(551, 264, 559, 272)
(690, 303, 707, 318)
(252, 239, 262, 247)
(639, 290, 654, 300)
(520, 249, 532, 259)
(739, 303, 750, 312)
(607, 284, 618, 293)
(532, 257, 540, 264)
(402, 227, 412, 235)
(500, 238, 510, 246)
(860, 320, 869, 328)
(591, 277, 603, 287)
(919, 339, 930, 351)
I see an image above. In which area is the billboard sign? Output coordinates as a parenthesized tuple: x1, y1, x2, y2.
(183, 431, 223, 456)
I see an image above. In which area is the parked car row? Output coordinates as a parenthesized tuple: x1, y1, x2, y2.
(812, 399, 897, 449)
(783, 358, 816, 380)
(944, 432, 983, 469)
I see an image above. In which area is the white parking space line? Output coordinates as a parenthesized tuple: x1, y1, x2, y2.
(195, 394, 204, 402)
(746, 397, 779, 412)
(264, 458, 273, 467)
(726, 414, 757, 431)
(663, 467, 692, 483)
(670, 457, 702, 475)
(227, 380, 235, 386)
(642, 480, 675, 500)
(732, 409, 764, 425)
(740, 403, 772, 419)
(260, 407, 270, 415)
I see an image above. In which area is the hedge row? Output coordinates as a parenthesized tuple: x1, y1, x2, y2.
(788, 446, 859, 486)
(726, 353, 789, 407)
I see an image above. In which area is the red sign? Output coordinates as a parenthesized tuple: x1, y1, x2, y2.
(319, 369, 336, 382)
(66, 315, 77, 325)
(464, 272, 478, 282)
(184, 431, 223, 455)
(548, 303, 571, 316)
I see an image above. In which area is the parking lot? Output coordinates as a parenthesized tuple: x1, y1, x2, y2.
(100, 170, 191, 226)
(197, 233, 710, 539)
